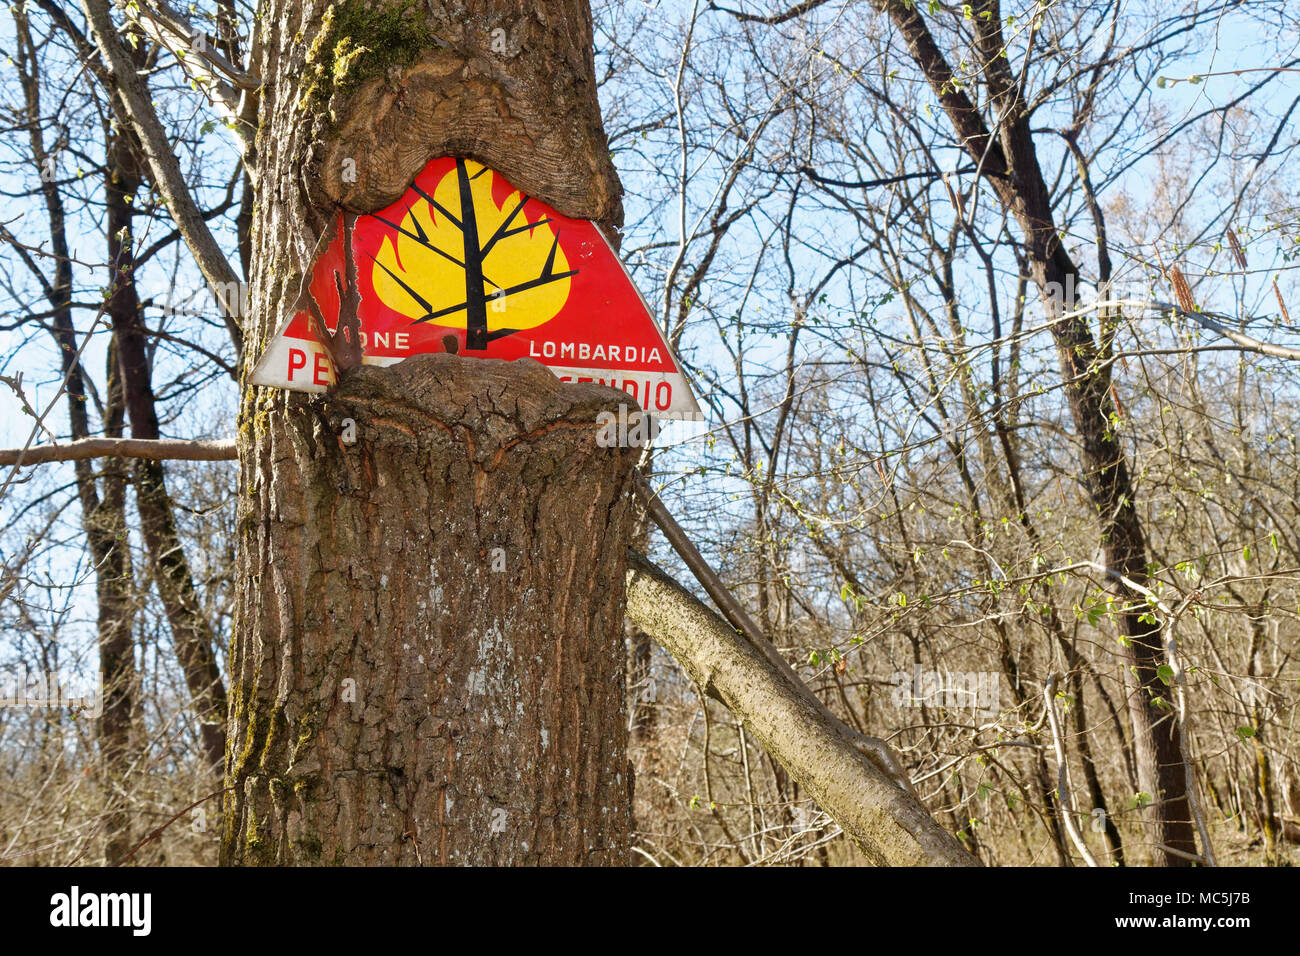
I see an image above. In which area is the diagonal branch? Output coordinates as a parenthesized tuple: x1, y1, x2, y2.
(80, 0, 245, 356)
(127, 0, 258, 90)
(625, 548, 977, 865)
(0, 437, 237, 467)
(708, 0, 830, 25)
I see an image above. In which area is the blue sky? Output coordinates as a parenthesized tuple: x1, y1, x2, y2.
(1, 0, 1298, 658)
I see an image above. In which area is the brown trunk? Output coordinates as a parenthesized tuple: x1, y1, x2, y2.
(225, 0, 633, 865)
(15, 1, 137, 863)
(225, 356, 637, 864)
(106, 126, 228, 779)
(98, 140, 143, 866)
(94, 342, 136, 866)
(876, 0, 1197, 864)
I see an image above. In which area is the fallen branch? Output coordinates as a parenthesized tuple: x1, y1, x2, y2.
(633, 471, 916, 794)
(625, 548, 977, 866)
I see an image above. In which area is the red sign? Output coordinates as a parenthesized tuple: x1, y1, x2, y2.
(251, 157, 702, 419)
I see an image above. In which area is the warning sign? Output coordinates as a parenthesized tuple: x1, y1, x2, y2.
(251, 157, 702, 419)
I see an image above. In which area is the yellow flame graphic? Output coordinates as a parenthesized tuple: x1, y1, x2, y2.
(370, 159, 573, 347)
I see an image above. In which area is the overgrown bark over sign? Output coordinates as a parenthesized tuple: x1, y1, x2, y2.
(227, 0, 635, 864)
(226, 355, 638, 864)
(305, 0, 622, 236)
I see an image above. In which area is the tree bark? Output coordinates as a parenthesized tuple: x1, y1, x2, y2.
(227, 0, 633, 864)
(309, 1, 621, 235)
(225, 356, 637, 864)
(625, 551, 977, 866)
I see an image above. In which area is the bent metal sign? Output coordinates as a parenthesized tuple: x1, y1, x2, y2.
(251, 157, 703, 420)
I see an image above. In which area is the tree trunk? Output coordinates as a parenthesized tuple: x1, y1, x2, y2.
(107, 126, 229, 781)
(874, 0, 1197, 864)
(225, 0, 633, 865)
(225, 356, 637, 864)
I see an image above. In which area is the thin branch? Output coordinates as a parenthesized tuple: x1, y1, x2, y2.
(80, 0, 245, 356)
(0, 437, 236, 467)
(708, 0, 830, 25)
(1044, 674, 1102, 867)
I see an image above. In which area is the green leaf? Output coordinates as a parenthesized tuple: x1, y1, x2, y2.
(1156, 664, 1174, 686)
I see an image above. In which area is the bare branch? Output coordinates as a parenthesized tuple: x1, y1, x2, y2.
(80, 0, 246, 355)
(708, 0, 830, 25)
(634, 473, 915, 782)
(1043, 674, 1102, 867)
(128, 0, 257, 90)
(0, 437, 236, 467)
(625, 548, 977, 866)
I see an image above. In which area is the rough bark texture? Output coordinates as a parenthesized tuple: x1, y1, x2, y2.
(225, 0, 634, 865)
(305, 0, 622, 236)
(626, 551, 978, 866)
(226, 356, 637, 864)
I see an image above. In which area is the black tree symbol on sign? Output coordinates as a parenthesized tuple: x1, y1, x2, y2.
(369, 158, 578, 351)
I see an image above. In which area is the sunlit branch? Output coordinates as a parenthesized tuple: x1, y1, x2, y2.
(0, 437, 237, 467)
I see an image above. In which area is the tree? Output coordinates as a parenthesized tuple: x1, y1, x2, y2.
(50, 0, 973, 867)
(861, 0, 1198, 864)
(21, 0, 1297, 869)
(205, 0, 641, 865)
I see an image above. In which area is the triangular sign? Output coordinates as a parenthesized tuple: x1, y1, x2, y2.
(251, 157, 703, 420)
